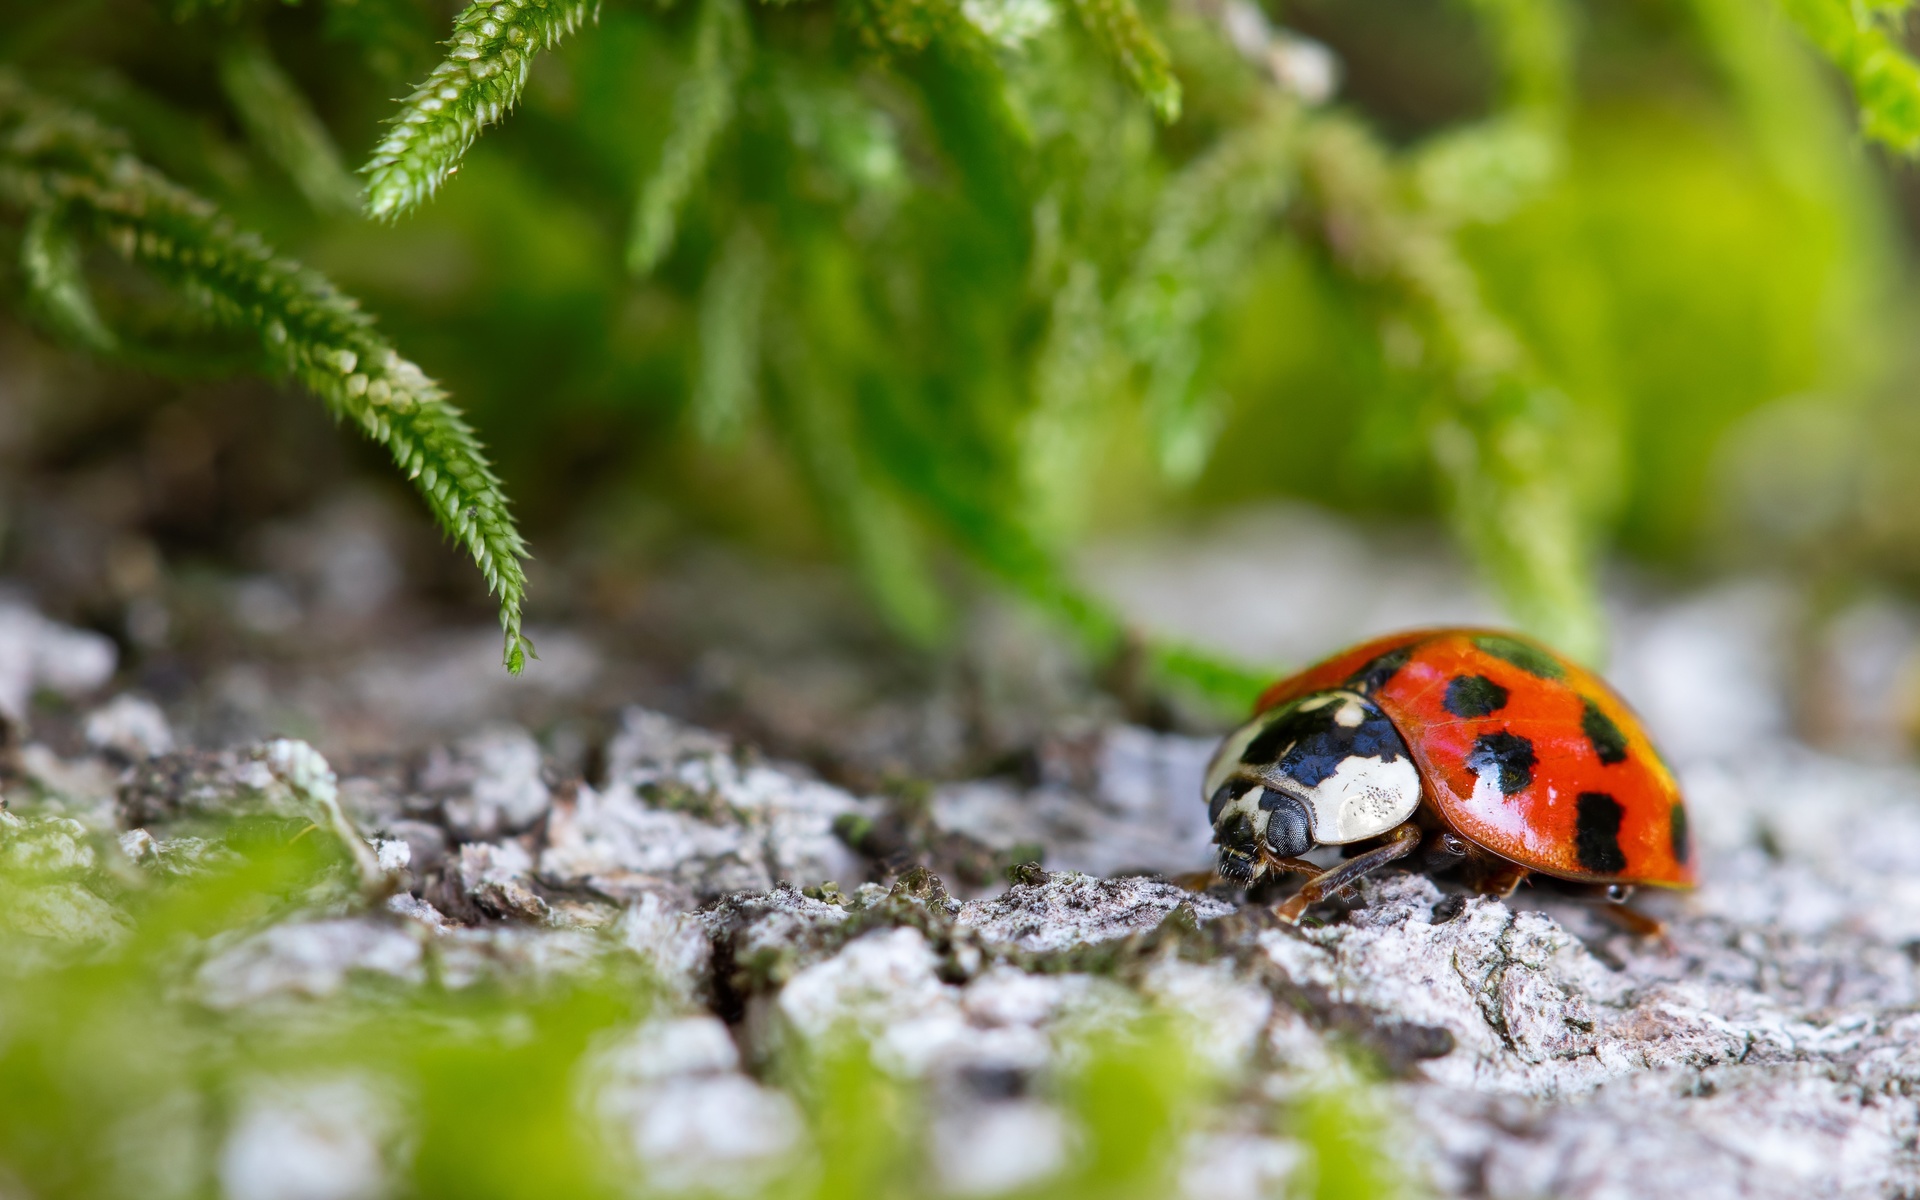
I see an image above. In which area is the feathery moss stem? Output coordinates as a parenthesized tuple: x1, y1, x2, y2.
(0, 73, 531, 671)
(363, 0, 599, 219)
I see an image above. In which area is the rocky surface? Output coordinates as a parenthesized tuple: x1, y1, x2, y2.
(9, 521, 1920, 1198)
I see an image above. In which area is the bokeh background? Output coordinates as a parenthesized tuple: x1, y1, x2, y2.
(4, 0, 1920, 759)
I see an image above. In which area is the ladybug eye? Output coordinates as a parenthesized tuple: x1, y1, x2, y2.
(1259, 788, 1314, 858)
(1605, 884, 1635, 903)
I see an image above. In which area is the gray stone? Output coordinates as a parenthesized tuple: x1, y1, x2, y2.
(17, 563, 1920, 1198)
(196, 919, 426, 1009)
(0, 598, 116, 725)
(589, 1017, 805, 1195)
(83, 694, 175, 760)
(217, 1077, 397, 1200)
(421, 726, 550, 840)
(953, 871, 1232, 953)
(541, 708, 875, 903)
(618, 894, 713, 1001)
(930, 726, 1218, 880)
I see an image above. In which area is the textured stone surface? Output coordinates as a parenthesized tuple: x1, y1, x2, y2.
(0, 598, 116, 724)
(11, 564, 1920, 1198)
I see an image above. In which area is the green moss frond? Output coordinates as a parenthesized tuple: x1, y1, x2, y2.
(0, 73, 531, 672)
(628, 0, 749, 275)
(1291, 1085, 1417, 1200)
(766, 314, 950, 645)
(691, 222, 770, 444)
(1064, 0, 1182, 122)
(362, 0, 600, 220)
(1777, 0, 1920, 153)
(1459, 0, 1573, 114)
(218, 39, 363, 214)
(1023, 260, 1119, 540)
(1115, 102, 1296, 482)
(1299, 115, 1603, 662)
(20, 206, 118, 353)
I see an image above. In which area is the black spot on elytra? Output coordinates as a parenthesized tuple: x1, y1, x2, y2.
(1473, 634, 1566, 681)
(1444, 675, 1509, 718)
(1574, 791, 1627, 874)
(1346, 645, 1415, 693)
(1669, 802, 1690, 866)
(1239, 694, 1407, 788)
(1581, 699, 1629, 765)
(1467, 731, 1536, 795)
(1207, 780, 1253, 825)
(1260, 789, 1314, 857)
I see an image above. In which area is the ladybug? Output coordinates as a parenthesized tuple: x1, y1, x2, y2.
(1202, 628, 1693, 927)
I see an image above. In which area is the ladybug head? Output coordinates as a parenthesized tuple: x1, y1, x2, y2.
(1201, 689, 1422, 882)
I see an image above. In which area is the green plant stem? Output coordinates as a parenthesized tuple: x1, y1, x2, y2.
(0, 73, 532, 671)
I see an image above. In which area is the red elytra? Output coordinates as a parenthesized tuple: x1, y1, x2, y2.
(1252, 628, 1694, 890)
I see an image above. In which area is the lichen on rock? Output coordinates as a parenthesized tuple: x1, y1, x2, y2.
(11, 582, 1920, 1199)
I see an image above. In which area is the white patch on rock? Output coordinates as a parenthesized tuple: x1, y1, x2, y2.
(778, 927, 974, 1076)
(617, 894, 713, 1001)
(935, 726, 1219, 880)
(954, 872, 1231, 954)
(929, 1101, 1069, 1195)
(17, 743, 120, 828)
(617, 1075, 803, 1194)
(371, 838, 410, 875)
(597, 1016, 742, 1080)
(434, 926, 605, 989)
(457, 840, 549, 922)
(0, 812, 124, 944)
(1, 811, 97, 877)
(218, 1077, 396, 1200)
(384, 893, 451, 933)
(773, 926, 1137, 1087)
(0, 599, 117, 724)
(83, 694, 175, 760)
(1140, 957, 1275, 1077)
(590, 1016, 802, 1195)
(1178, 1132, 1301, 1200)
(1259, 875, 1644, 1095)
(542, 708, 874, 902)
(197, 919, 424, 1009)
(961, 965, 1083, 1029)
(423, 726, 551, 840)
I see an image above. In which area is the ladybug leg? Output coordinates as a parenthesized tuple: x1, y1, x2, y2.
(1274, 823, 1422, 924)
(1583, 885, 1667, 938)
(1255, 846, 1322, 877)
(1596, 901, 1666, 938)
(1470, 860, 1530, 898)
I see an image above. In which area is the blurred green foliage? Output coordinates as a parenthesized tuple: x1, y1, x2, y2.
(0, 803, 1415, 1199)
(0, 0, 1914, 693)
